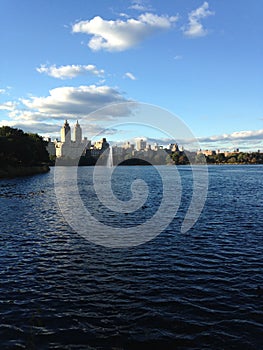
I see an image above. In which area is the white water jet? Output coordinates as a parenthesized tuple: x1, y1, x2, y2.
(107, 146, 113, 168)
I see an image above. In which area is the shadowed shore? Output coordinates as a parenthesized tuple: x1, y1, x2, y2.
(0, 165, 50, 179)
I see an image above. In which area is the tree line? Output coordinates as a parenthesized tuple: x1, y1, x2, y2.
(167, 150, 263, 165)
(2, 125, 261, 167)
(0, 126, 50, 167)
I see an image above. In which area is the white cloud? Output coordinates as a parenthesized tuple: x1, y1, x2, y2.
(0, 85, 135, 138)
(72, 13, 178, 51)
(22, 85, 131, 116)
(36, 64, 104, 79)
(0, 86, 12, 95)
(0, 118, 119, 140)
(124, 72, 137, 80)
(129, 4, 147, 11)
(174, 55, 183, 60)
(119, 13, 130, 18)
(10, 85, 133, 122)
(129, 0, 153, 12)
(183, 2, 214, 38)
(198, 129, 263, 143)
(0, 120, 60, 134)
(0, 101, 17, 111)
(137, 129, 263, 151)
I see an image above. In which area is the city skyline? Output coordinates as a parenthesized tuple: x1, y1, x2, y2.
(0, 0, 262, 151)
(48, 119, 249, 157)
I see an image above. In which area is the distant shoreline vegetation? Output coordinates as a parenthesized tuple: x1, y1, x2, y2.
(49, 120, 263, 166)
(0, 126, 50, 179)
(1, 126, 262, 178)
(168, 150, 263, 165)
(195, 152, 263, 165)
(55, 149, 263, 166)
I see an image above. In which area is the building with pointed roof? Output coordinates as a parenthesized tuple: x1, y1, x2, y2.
(54, 120, 89, 159)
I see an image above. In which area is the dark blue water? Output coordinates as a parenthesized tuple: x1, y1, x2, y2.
(0, 165, 262, 349)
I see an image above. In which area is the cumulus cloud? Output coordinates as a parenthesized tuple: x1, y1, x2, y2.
(0, 85, 136, 138)
(72, 13, 178, 51)
(183, 2, 214, 38)
(21, 85, 130, 117)
(7, 85, 133, 124)
(36, 64, 104, 79)
(124, 72, 137, 80)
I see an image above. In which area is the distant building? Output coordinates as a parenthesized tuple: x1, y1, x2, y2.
(112, 145, 124, 156)
(93, 137, 109, 150)
(73, 120, 82, 143)
(136, 139, 147, 151)
(169, 143, 179, 152)
(197, 149, 216, 156)
(90, 137, 110, 157)
(46, 138, 56, 157)
(54, 120, 89, 159)
(224, 148, 240, 157)
(146, 144, 152, 151)
(153, 143, 164, 151)
(123, 141, 135, 151)
(45, 122, 184, 161)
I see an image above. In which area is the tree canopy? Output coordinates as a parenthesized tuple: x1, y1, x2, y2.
(0, 126, 49, 167)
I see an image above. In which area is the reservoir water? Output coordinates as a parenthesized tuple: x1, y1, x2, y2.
(0, 165, 262, 349)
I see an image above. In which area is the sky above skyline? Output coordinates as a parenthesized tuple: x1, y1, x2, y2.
(0, 0, 262, 151)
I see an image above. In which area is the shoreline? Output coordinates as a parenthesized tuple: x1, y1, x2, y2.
(0, 165, 50, 179)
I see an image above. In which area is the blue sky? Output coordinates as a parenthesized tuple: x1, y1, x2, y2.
(0, 0, 262, 151)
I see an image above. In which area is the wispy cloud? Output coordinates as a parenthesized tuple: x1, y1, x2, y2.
(0, 120, 60, 134)
(0, 86, 12, 95)
(124, 72, 137, 80)
(36, 64, 104, 79)
(128, 0, 153, 12)
(134, 130, 263, 151)
(72, 13, 178, 52)
(0, 119, 119, 139)
(198, 129, 263, 143)
(183, 2, 214, 38)
(0, 101, 17, 111)
(174, 55, 183, 60)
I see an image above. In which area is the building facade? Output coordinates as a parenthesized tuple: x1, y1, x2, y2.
(54, 120, 89, 159)
(136, 139, 147, 151)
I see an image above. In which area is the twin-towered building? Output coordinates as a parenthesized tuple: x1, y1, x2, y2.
(46, 120, 180, 161)
(47, 120, 110, 160)
(61, 120, 81, 144)
(54, 120, 90, 159)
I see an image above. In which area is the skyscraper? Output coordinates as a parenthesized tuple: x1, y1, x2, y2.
(73, 120, 82, 144)
(61, 120, 71, 143)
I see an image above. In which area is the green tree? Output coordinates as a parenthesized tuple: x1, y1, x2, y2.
(0, 126, 49, 167)
(227, 156, 237, 163)
(195, 153, 206, 164)
(171, 151, 180, 165)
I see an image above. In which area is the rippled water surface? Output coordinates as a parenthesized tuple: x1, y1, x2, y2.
(0, 165, 262, 349)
